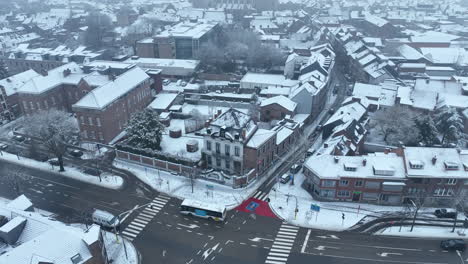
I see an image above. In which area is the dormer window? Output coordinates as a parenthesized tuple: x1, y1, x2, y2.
(444, 161, 459, 170)
(409, 160, 424, 169)
(344, 163, 357, 172)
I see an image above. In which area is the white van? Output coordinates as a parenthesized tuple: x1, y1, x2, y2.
(92, 209, 118, 228)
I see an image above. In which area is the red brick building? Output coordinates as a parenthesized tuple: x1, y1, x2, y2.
(72, 67, 153, 144)
(244, 129, 277, 175)
(260, 95, 297, 122)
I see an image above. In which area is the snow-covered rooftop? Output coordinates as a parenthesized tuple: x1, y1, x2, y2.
(0, 69, 40, 96)
(404, 147, 468, 179)
(73, 67, 149, 110)
(246, 128, 276, 149)
(305, 153, 406, 180)
(260, 95, 297, 112)
(157, 21, 218, 39)
(148, 93, 178, 111)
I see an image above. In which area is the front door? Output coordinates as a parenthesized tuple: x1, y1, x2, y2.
(352, 192, 361, 202)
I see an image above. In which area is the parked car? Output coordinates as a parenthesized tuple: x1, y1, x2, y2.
(0, 143, 7, 150)
(163, 79, 170, 85)
(13, 135, 25, 142)
(440, 239, 466, 251)
(48, 158, 60, 166)
(306, 147, 316, 157)
(92, 209, 119, 229)
(69, 149, 84, 158)
(290, 164, 302, 174)
(280, 173, 292, 184)
(434, 209, 457, 219)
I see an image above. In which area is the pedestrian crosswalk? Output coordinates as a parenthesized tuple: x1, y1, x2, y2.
(265, 223, 299, 264)
(121, 194, 170, 241)
(252, 190, 269, 201)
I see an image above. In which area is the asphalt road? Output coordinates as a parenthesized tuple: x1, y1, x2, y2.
(0, 158, 464, 264)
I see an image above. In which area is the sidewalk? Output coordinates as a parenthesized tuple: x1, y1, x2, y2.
(376, 225, 468, 239)
(103, 231, 139, 264)
(0, 151, 123, 189)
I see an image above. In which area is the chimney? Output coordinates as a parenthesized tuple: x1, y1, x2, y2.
(334, 156, 339, 163)
(205, 120, 210, 128)
(362, 159, 367, 166)
(234, 133, 240, 140)
(206, 128, 211, 134)
(384, 148, 390, 154)
(108, 74, 116, 81)
(242, 128, 246, 139)
(432, 155, 437, 165)
(6, 78, 11, 83)
(217, 109, 222, 115)
(63, 68, 71, 77)
(324, 143, 328, 148)
(40, 69, 48, 76)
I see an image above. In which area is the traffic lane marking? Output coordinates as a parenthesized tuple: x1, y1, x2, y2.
(303, 238, 423, 252)
(298, 251, 449, 264)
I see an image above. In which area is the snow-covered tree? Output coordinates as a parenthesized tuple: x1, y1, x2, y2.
(371, 105, 418, 146)
(434, 107, 463, 145)
(414, 115, 439, 146)
(0, 60, 9, 80)
(23, 109, 79, 172)
(125, 109, 165, 150)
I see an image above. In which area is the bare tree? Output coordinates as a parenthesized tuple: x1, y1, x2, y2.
(3, 167, 31, 196)
(405, 189, 430, 232)
(370, 106, 418, 145)
(23, 109, 79, 172)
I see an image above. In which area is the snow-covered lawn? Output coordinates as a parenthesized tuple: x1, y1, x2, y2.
(103, 231, 139, 264)
(0, 151, 123, 189)
(268, 173, 405, 231)
(114, 160, 268, 210)
(377, 225, 468, 239)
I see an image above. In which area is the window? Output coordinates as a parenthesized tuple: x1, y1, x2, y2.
(322, 180, 336, 187)
(207, 156, 212, 165)
(22, 101, 28, 110)
(365, 181, 380, 189)
(320, 189, 335, 197)
(225, 145, 230, 156)
(339, 180, 349, 186)
(99, 132, 104, 141)
(36, 102, 41, 110)
(51, 96, 56, 105)
(80, 116, 85, 124)
(82, 130, 88, 139)
(337, 190, 350, 197)
(446, 179, 457, 185)
(96, 117, 101, 127)
(362, 192, 378, 200)
(355, 180, 363, 187)
(434, 188, 454, 197)
(215, 143, 220, 154)
(206, 141, 212, 151)
(225, 160, 230, 169)
(235, 146, 240, 157)
(216, 158, 221, 167)
(444, 161, 459, 170)
(88, 117, 93, 126)
(90, 131, 96, 139)
(343, 163, 357, 171)
(409, 160, 424, 169)
(29, 101, 34, 110)
(44, 100, 48, 109)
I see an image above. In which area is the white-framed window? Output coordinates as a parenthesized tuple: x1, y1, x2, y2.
(90, 131, 96, 139)
(96, 117, 101, 127)
(339, 180, 349, 186)
(82, 130, 88, 139)
(206, 141, 212, 151)
(225, 160, 230, 169)
(225, 145, 230, 156)
(98, 132, 104, 141)
(446, 179, 457, 185)
(44, 100, 48, 109)
(322, 180, 336, 187)
(51, 96, 56, 105)
(434, 188, 453, 197)
(320, 189, 335, 198)
(235, 146, 240, 157)
(337, 190, 350, 197)
(88, 117, 93, 126)
(80, 116, 85, 124)
(29, 101, 34, 110)
(22, 101, 28, 110)
(216, 158, 221, 167)
(36, 102, 41, 110)
(215, 143, 220, 154)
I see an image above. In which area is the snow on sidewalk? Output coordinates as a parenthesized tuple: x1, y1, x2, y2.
(268, 173, 405, 231)
(103, 231, 139, 264)
(0, 151, 123, 189)
(114, 160, 268, 210)
(377, 225, 468, 239)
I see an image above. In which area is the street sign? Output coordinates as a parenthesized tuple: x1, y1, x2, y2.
(353, 191, 362, 194)
(311, 204, 320, 212)
(246, 201, 259, 212)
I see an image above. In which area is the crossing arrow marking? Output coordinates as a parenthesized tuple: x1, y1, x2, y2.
(249, 237, 275, 242)
(202, 243, 219, 260)
(377, 252, 403, 257)
(177, 223, 199, 229)
(314, 245, 340, 251)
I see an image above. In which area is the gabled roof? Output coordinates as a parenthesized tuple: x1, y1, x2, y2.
(260, 95, 297, 112)
(246, 129, 276, 149)
(0, 69, 39, 96)
(73, 67, 149, 110)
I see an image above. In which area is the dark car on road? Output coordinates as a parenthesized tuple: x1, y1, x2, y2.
(13, 135, 25, 142)
(48, 158, 60, 166)
(440, 239, 466, 251)
(280, 173, 292, 184)
(290, 164, 302, 174)
(434, 209, 457, 219)
(69, 149, 84, 158)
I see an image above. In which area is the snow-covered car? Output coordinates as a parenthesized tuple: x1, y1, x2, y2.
(434, 209, 457, 219)
(289, 164, 302, 174)
(48, 158, 60, 166)
(280, 173, 292, 184)
(163, 79, 171, 85)
(69, 149, 83, 158)
(440, 239, 465, 251)
(0, 143, 7, 150)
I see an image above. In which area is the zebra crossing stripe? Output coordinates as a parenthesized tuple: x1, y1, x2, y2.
(253, 191, 262, 198)
(270, 248, 291, 253)
(273, 241, 293, 247)
(265, 260, 285, 264)
(134, 218, 149, 225)
(271, 244, 292, 250)
(259, 193, 268, 200)
(276, 233, 296, 238)
(266, 256, 288, 262)
(275, 238, 295, 243)
(126, 225, 144, 232)
(130, 221, 146, 228)
(137, 215, 153, 221)
(269, 252, 289, 258)
(152, 200, 166, 206)
(281, 224, 299, 229)
(122, 229, 139, 235)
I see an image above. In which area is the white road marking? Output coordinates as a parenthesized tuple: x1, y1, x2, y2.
(301, 229, 311, 253)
